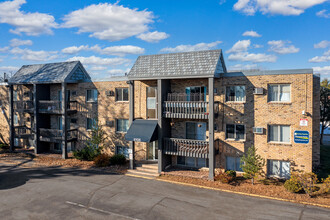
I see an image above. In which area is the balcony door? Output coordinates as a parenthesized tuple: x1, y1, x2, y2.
(185, 86, 206, 101)
(147, 141, 158, 160)
(147, 87, 157, 119)
(186, 122, 206, 140)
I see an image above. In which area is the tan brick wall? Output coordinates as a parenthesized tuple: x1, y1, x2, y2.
(0, 85, 10, 144)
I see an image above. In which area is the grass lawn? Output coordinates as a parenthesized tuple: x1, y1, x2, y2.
(318, 145, 330, 179)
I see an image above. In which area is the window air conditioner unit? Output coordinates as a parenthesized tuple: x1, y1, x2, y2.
(105, 90, 115, 96)
(253, 127, 264, 134)
(253, 88, 264, 95)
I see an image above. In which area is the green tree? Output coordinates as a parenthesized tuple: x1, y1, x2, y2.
(320, 79, 330, 145)
(241, 146, 265, 185)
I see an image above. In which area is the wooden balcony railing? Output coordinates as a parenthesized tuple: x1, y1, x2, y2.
(163, 138, 209, 158)
(39, 100, 77, 114)
(14, 126, 33, 139)
(13, 101, 33, 111)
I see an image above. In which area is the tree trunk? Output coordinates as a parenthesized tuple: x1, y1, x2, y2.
(251, 178, 254, 185)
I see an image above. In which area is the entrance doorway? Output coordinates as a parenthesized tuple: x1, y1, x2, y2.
(147, 141, 158, 160)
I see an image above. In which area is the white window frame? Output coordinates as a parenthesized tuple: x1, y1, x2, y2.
(115, 88, 129, 102)
(268, 160, 291, 179)
(268, 125, 291, 143)
(86, 89, 98, 102)
(116, 119, 129, 133)
(225, 86, 246, 102)
(268, 84, 291, 102)
(225, 124, 246, 141)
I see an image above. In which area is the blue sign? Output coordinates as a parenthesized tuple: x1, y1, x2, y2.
(294, 130, 309, 144)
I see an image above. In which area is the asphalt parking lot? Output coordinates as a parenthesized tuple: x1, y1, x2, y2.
(0, 162, 329, 220)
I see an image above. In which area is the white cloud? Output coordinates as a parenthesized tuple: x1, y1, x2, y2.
(137, 31, 169, 43)
(242, 30, 261, 37)
(254, 44, 263, 48)
(0, 66, 19, 73)
(10, 38, 33, 47)
(233, 0, 327, 16)
(89, 66, 107, 71)
(313, 66, 330, 76)
(228, 63, 260, 70)
(0, 47, 9, 53)
(61, 45, 145, 56)
(62, 3, 168, 42)
(0, 0, 57, 36)
(268, 40, 300, 54)
(316, 9, 330, 18)
(226, 40, 251, 53)
(160, 41, 222, 53)
(108, 69, 128, 75)
(66, 55, 130, 66)
(314, 40, 330, 49)
(10, 47, 58, 61)
(309, 49, 330, 62)
(228, 52, 277, 63)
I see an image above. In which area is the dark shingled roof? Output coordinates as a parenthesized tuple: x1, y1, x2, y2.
(9, 61, 91, 84)
(128, 49, 226, 80)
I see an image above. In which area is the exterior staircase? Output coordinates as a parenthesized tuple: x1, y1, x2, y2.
(126, 162, 159, 178)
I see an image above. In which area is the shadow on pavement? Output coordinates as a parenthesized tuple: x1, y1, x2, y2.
(0, 162, 122, 190)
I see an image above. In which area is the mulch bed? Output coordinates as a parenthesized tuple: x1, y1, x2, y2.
(0, 150, 128, 174)
(158, 174, 330, 207)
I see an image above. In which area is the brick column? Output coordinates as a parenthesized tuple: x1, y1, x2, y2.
(9, 85, 15, 152)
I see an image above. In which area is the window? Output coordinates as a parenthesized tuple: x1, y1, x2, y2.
(268, 125, 290, 143)
(86, 89, 98, 102)
(268, 84, 290, 102)
(54, 143, 62, 151)
(177, 156, 208, 168)
(268, 160, 290, 179)
(185, 86, 206, 101)
(116, 119, 129, 133)
(14, 114, 18, 125)
(13, 91, 18, 101)
(186, 122, 206, 140)
(226, 86, 246, 102)
(115, 88, 129, 101)
(86, 118, 97, 130)
(116, 146, 129, 158)
(57, 117, 62, 130)
(147, 87, 157, 119)
(226, 124, 245, 140)
(226, 156, 243, 171)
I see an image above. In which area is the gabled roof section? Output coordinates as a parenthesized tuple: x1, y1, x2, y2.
(128, 49, 226, 80)
(9, 61, 91, 84)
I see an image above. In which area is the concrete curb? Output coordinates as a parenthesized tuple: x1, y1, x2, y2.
(125, 174, 330, 210)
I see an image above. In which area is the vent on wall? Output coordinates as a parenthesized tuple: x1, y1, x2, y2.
(253, 127, 264, 134)
(105, 90, 115, 96)
(253, 88, 264, 95)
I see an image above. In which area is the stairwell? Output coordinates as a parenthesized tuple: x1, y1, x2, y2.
(126, 163, 159, 178)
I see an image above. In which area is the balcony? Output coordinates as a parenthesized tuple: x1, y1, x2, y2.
(13, 101, 34, 113)
(163, 93, 218, 119)
(163, 138, 209, 158)
(38, 100, 77, 114)
(39, 128, 77, 143)
(14, 126, 33, 139)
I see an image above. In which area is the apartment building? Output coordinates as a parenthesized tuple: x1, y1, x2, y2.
(3, 49, 320, 180)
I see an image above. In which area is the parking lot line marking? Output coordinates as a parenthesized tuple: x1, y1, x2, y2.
(65, 201, 140, 220)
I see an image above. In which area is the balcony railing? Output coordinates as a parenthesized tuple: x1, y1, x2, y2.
(13, 101, 33, 112)
(39, 128, 78, 143)
(14, 126, 33, 139)
(163, 138, 209, 158)
(167, 93, 205, 101)
(38, 100, 77, 114)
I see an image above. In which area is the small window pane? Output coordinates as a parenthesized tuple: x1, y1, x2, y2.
(147, 109, 156, 119)
(226, 87, 235, 102)
(147, 87, 156, 97)
(281, 161, 291, 178)
(226, 124, 235, 139)
(280, 85, 290, 102)
(147, 98, 156, 109)
(235, 86, 245, 102)
(236, 157, 243, 172)
(269, 125, 279, 142)
(269, 85, 279, 101)
(280, 125, 290, 142)
(116, 88, 123, 101)
(117, 119, 129, 132)
(186, 157, 195, 167)
(226, 156, 235, 170)
(86, 90, 97, 102)
(123, 88, 129, 101)
(116, 146, 129, 158)
(236, 125, 245, 140)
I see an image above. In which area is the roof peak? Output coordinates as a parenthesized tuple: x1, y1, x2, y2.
(21, 60, 79, 67)
(138, 49, 222, 58)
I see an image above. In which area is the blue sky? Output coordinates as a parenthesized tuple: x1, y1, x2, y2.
(0, 0, 329, 80)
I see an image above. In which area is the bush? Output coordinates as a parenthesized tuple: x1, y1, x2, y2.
(215, 170, 236, 184)
(110, 154, 127, 165)
(299, 172, 319, 197)
(0, 143, 9, 150)
(73, 145, 101, 161)
(284, 173, 303, 193)
(94, 154, 111, 167)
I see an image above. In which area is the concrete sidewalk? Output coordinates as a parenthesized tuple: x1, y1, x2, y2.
(0, 163, 329, 219)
